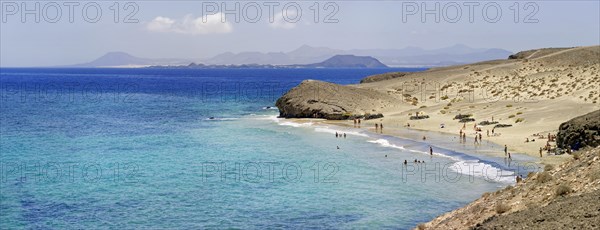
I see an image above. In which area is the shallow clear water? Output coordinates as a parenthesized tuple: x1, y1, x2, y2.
(0, 68, 536, 229)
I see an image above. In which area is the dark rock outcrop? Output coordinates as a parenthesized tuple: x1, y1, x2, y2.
(275, 80, 398, 120)
(557, 110, 600, 150)
(360, 72, 412, 84)
(459, 118, 475, 123)
(479, 121, 499, 126)
(364, 113, 384, 120)
(410, 115, 430, 120)
(454, 114, 473, 120)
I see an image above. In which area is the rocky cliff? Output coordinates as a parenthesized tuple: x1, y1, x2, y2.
(359, 72, 413, 84)
(275, 80, 398, 120)
(557, 110, 600, 150)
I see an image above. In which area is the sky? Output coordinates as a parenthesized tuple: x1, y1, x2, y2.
(1, 0, 599, 67)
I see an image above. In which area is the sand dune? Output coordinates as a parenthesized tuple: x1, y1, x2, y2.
(278, 46, 599, 165)
(276, 46, 600, 229)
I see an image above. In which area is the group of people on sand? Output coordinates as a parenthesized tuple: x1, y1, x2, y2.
(525, 137, 536, 143)
(353, 118, 361, 128)
(504, 144, 512, 159)
(533, 133, 556, 141)
(520, 132, 557, 157)
(458, 129, 468, 143)
(375, 123, 383, 133)
(458, 121, 494, 146)
(473, 123, 483, 132)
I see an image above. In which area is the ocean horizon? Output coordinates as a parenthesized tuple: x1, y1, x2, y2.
(1, 68, 537, 229)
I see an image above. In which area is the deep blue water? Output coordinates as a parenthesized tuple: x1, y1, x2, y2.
(0, 68, 535, 229)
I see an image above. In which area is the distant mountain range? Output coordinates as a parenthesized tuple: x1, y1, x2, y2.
(66, 44, 513, 68)
(202, 44, 513, 67)
(66, 52, 191, 68)
(156, 55, 388, 69)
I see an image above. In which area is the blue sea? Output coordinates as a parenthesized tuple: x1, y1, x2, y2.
(0, 68, 538, 229)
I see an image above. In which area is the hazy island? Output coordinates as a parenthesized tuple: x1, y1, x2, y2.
(151, 55, 389, 69)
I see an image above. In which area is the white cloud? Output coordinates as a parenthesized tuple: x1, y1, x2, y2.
(146, 13, 232, 35)
(269, 10, 298, 30)
(146, 16, 175, 32)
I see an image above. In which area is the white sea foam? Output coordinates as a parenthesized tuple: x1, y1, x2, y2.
(449, 160, 515, 183)
(204, 117, 239, 121)
(248, 115, 281, 122)
(366, 139, 513, 183)
(279, 121, 314, 127)
(367, 139, 405, 150)
(313, 127, 370, 137)
(254, 113, 515, 184)
(368, 138, 460, 160)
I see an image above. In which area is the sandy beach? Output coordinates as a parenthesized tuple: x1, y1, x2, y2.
(277, 46, 600, 167)
(275, 46, 600, 229)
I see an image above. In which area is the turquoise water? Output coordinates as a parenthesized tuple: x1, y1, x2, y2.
(0, 68, 537, 229)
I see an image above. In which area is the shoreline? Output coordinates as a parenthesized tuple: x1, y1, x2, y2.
(278, 116, 542, 178)
(318, 118, 569, 166)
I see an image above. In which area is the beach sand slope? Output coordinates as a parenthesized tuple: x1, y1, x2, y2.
(277, 46, 600, 165)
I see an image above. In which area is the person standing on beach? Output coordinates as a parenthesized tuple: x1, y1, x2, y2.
(508, 152, 512, 159)
(487, 130, 490, 137)
(380, 124, 383, 133)
(375, 123, 379, 132)
(479, 133, 483, 142)
(504, 145, 508, 156)
(539, 147, 543, 157)
(429, 146, 433, 155)
(343, 133, 347, 138)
